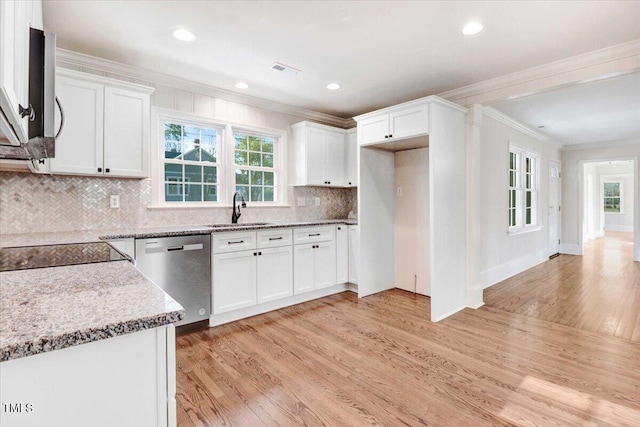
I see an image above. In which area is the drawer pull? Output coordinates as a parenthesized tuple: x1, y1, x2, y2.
(309, 233, 321, 237)
(227, 240, 244, 245)
(269, 237, 283, 241)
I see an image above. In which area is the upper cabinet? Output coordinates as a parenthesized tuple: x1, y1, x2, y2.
(47, 69, 153, 178)
(357, 102, 429, 146)
(290, 121, 346, 187)
(0, 0, 42, 145)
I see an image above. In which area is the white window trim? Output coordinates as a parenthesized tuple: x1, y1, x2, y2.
(601, 174, 628, 215)
(150, 107, 289, 208)
(508, 144, 541, 236)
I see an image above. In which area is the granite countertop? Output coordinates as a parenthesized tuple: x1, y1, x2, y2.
(1, 219, 358, 247)
(0, 261, 184, 362)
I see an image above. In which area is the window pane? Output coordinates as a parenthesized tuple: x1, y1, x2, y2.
(248, 136, 261, 151)
(526, 208, 531, 225)
(510, 190, 516, 208)
(250, 170, 263, 185)
(510, 209, 516, 227)
(164, 123, 182, 141)
(185, 165, 202, 183)
(185, 183, 202, 202)
(201, 144, 217, 162)
(235, 169, 249, 185)
(164, 163, 182, 182)
(264, 171, 274, 186)
(526, 191, 532, 208)
(262, 154, 273, 167)
(249, 152, 261, 166)
(164, 141, 182, 159)
(235, 185, 249, 199)
(525, 174, 530, 189)
(526, 157, 531, 173)
(204, 185, 217, 201)
(509, 171, 515, 187)
(183, 126, 200, 144)
(612, 184, 620, 197)
(203, 166, 217, 184)
(264, 186, 274, 201)
(201, 128, 217, 145)
(604, 183, 614, 197)
(165, 181, 183, 202)
(183, 143, 200, 161)
(234, 134, 248, 150)
(250, 186, 263, 202)
(235, 150, 248, 165)
(509, 152, 515, 169)
(262, 139, 274, 153)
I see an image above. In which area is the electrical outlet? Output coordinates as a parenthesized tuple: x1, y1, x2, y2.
(397, 187, 403, 196)
(297, 197, 306, 207)
(315, 197, 321, 206)
(110, 195, 120, 209)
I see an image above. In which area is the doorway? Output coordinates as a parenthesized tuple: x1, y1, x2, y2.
(548, 159, 561, 256)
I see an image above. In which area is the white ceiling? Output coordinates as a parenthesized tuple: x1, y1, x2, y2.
(491, 73, 640, 146)
(43, 1, 640, 119)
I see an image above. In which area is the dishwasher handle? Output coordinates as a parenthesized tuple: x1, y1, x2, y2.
(145, 243, 204, 254)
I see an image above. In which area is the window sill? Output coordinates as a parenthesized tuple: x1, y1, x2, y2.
(147, 203, 292, 210)
(508, 225, 542, 236)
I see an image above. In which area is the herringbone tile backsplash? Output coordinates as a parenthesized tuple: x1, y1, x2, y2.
(0, 172, 357, 234)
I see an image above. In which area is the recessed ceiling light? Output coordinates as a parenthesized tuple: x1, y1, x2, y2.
(326, 83, 341, 90)
(462, 22, 483, 35)
(172, 28, 197, 42)
(235, 82, 249, 89)
(538, 125, 545, 129)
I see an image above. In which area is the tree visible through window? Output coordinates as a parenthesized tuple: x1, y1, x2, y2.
(603, 182, 621, 213)
(234, 132, 277, 202)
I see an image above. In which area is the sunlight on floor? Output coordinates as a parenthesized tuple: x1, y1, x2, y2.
(501, 376, 640, 425)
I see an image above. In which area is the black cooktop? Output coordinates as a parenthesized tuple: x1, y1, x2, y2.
(0, 242, 130, 272)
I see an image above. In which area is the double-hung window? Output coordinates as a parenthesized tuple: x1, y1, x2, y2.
(509, 145, 539, 233)
(603, 181, 622, 213)
(162, 121, 221, 202)
(233, 131, 279, 203)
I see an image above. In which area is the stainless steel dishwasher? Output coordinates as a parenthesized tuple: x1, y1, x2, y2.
(135, 235, 211, 326)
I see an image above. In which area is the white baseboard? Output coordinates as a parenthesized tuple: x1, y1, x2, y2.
(560, 243, 582, 255)
(467, 284, 484, 309)
(481, 250, 547, 289)
(209, 283, 350, 327)
(605, 225, 634, 232)
(431, 305, 466, 322)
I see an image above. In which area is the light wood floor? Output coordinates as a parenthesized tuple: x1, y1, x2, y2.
(176, 289, 640, 426)
(485, 231, 640, 342)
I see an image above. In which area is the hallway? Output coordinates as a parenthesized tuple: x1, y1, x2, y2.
(484, 231, 640, 342)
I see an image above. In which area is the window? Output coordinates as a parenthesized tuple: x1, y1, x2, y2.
(233, 131, 278, 203)
(509, 146, 539, 233)
(162, 121, 221, 202)
(603, 181, 622, 213)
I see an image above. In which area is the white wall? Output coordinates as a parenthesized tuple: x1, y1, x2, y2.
(561, 141, 640, 260)
(479, 111, 561, 288)
(599, 163, 634, 231)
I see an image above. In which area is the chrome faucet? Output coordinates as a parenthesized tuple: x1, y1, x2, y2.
(231, 192, 247, 223)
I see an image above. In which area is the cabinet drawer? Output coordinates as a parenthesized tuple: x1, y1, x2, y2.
(257, 228, 293, 249)
(212, 231, 257, 254)
(293, 226, 335, 245)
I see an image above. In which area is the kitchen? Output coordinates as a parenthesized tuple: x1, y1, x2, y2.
(1, 1, 639, 426)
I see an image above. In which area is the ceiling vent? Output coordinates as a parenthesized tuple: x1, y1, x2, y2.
(268, 62, 301, 75)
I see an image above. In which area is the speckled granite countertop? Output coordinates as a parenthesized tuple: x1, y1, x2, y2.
(1, 219, 358, 247)
(0, 261, 184, 362)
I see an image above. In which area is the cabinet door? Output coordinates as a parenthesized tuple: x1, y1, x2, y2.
(50, 76, 104, 175)
(336, 225, 348, 284)
(324, 130, 345, 186)
(213, 250, 257, 314)
(0, 0, 30, 144)
(358, 114, 389, 145)
(314, 240, 337, 289)
(349, 226, 359, 284)
(389, 105, 428, 140)
(257, 246, 293, 303)
(103, 86, 149, 177)
(344, 130, 357, 187)
(293, 244, 315, 294)
(305, 127, 325, 185)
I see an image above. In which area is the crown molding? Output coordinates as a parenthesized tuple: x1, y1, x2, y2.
(438, 39, 640, 106)
(482, 106, 561, 149)
(56, 49, 353, 129)
(353, 95, 466, 122)
(560, 137, 640, 151)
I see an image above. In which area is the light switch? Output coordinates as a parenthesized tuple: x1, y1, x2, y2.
(396, 187, 403, 196)
(297, 197, 306, 207)
(110, 195, 120, 209)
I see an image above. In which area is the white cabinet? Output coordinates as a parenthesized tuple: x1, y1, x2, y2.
(349, 225, 359, 284)
(0, 0, 42, 145)
(336, 225, 348, 284)
(293, 226, 337, 294)
(357, 102, 429, 146)
(290, 121, 346, 187)
(344, 129, 357, 187)
(212, 229, 293, 314)
(47, 69, 152, 178)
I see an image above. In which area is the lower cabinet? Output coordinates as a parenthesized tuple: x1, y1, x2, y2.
(257, 246, 293, 303)
(213, 250, 256, 314)
(293, 240, 336, 294)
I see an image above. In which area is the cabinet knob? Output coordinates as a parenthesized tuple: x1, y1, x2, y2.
(253, 252, 257, 256)
(258, 252, 262, 256)
(348, 182, 352, 185)
(389, 134, 393, 138)
(97, 167, 102, 172)
(105, 168, 110, 173)
(384, 135, 389, 139)
(338, 227, 341, 230)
